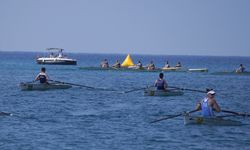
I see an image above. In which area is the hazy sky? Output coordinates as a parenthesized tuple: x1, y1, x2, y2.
(1, 0, 250, 56)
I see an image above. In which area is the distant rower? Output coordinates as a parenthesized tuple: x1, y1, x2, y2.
(175, 62, 182, 68)
(236, 64, 246, 73)
(136, 61, 143, 69)
(164, 61, 170, 68)
(35, 67, 49, 84)
(112, 60, 121, 68)
(154, 73, 168, 90)
(147, 61, 155, 70)
(100, 59, 109, 68)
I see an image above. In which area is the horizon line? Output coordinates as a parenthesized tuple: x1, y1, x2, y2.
(0, 50, 250, 58)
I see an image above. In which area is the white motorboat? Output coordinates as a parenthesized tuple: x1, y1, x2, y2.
(36, 48, 77, 65)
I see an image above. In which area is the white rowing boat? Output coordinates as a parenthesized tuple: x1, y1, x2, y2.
(19, 82, 72, 91)
(161, 67, 183, 71)
(144, 87, 184, 96)
(184, 114, 242, 126)
(188, 68, 208, 72)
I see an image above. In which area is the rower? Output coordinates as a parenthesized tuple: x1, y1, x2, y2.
(195, 89, 221, 117)
(147, 61, 156, 70)
(136, 61, 143, 69)
(100, 59, 109, 68)
(164, 61, 170, 68)
(35, 67, 49, 84)
(154, 73, 168, 90)
(236, 64, 246, 73)
(112, 60, 121, 68)
(175, 61, 182, 68)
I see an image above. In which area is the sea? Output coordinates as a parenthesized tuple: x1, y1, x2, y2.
(0, 51, 250, 150)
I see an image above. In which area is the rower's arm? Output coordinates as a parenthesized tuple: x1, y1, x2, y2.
(195, 102, 201, 111)
(46, 74, 49, 81)
(164, 80, 168, 89)
(212, 100, 221, 112)
(35, 74, 40, 81)
(154, 80, 157, 87)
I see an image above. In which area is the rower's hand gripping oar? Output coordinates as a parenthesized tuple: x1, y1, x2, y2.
(150, 109, 198, 123)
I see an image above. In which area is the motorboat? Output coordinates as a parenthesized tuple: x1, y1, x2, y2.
(36, 48, 77, 65)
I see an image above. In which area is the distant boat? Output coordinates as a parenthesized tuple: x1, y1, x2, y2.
(36, 48, 77, 65)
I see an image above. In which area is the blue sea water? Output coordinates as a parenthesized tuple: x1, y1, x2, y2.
(0, 51, 250, 150)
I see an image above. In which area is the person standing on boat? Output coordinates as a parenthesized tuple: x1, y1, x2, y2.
(112, 60, 121, 68)
(236, 64, 246, 73)
(58, 49, 63, 58)
(195, 90, 221, 117)
(154, 73, 168, 90)
(100, 59, 109, 68)
(35, 67, 49, 84)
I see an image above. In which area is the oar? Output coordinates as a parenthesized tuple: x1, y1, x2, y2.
(49, 80, 114, 91)
(222, 110, 250, 117)
(168, 86, 206, 93)
(111, 66, 119, 70)
(123, 87, 147, 93)
(0, 112, 12, 116)
(150, 109, 198, 123)
(123, 85, 155, 94)
(50, 80, 95, 89)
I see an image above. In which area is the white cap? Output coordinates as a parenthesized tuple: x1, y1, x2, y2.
(207, 90, 216, 95)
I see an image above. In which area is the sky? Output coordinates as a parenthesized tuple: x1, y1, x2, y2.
(0, 0, 250, 56)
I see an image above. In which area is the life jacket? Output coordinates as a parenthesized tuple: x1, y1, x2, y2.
(156, 79, 166, 90)
(201, 97, 214, 117)
(38, 73, 47, 83)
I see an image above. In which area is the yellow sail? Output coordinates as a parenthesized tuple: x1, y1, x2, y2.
(121, 54, 134, 67)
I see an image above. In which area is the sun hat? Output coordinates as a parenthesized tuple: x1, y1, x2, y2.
(207, 90, 216, 95)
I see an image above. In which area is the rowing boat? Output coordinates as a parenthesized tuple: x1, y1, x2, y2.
(161, 67, 182, 71)
(188, 68, 208, 72)
(184, 114, 242, 126)
(19, 82, 72, 91)
(144, 87, 184, 96)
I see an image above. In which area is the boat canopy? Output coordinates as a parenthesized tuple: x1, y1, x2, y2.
(121, 54, 135, 67)
(46, 48, 64, 51)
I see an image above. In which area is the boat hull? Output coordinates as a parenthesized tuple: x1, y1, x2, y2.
(188, 68, 208, 72)
(36, 58, 77, 65)
(20, 82, 72, 91)
(144, 87, 184, 96)
(161, 67, 182, 71)
(184, 115, 242, 126)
